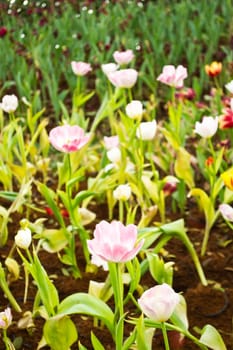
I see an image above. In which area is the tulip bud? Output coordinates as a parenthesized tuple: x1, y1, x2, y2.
(125, 100, 143, 119)
(107, 147, 121, 163)
(0, 308, 12, 329)
(15, 228, 32, 249)
(113, 184, 131, 201)
(136, 120, 157, 140)
(219, 203, 233, 221)
(0, 94, 18, 113)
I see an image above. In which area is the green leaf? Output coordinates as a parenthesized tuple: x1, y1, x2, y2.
(39, 228, 69, 253)
(199, 324, 227, 350)
(91, 332, 105, 350)
(170, 295, 189, 331)
(174, 147, 194, 189)
(37, 182, 65, 228)
(18, 249, 59, 316)
(57, 293, 114, 335)
(136, 314, 153, 350)
(44, 315, 78, 350)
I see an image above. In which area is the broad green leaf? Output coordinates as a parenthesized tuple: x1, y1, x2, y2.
(136, 314, 153, 350)
(199, 324, 227, 350)
(44, 315, 78, 350)
(57, 293, 114, 335)
(188, 188, 216, 228)
(39, 229, 68, 253)
(174, 147, 194, 189)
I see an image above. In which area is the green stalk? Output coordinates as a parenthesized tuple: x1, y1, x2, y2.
(161, 322, 170, 350)
(0, 263, 21, 312)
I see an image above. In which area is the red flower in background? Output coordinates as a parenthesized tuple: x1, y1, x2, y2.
(219, 108, 233, 129)
(0, 27, 7, 38)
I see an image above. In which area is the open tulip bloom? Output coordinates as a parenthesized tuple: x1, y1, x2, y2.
(87, 220, 144, 263)
(88, 220, 144, 349)
(194, 116, 218, 138)
(49, 124, 90, 153)
(157, 65, 188, 88)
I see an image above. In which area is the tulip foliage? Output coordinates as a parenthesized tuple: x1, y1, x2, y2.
(0, 1, 232, 349)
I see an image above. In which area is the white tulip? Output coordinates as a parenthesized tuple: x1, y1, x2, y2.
(0, 94, 18, 113)
(113, 184, 131, 201)
(136, 120, 157, 140)
(225, 80, 233, 94)
(101, 63, 119, 75)
(194, 116, 218, 138)
(107, 147, 121, 163)
(15, 228, 32, 249)
(125, 100, 143, 119)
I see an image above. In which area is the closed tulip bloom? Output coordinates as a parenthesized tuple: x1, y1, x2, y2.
(0, 27, 7, 38)
(113, 184, 131, 201)
(219, 204, 233, 222)
(221, 168, 233, 191)
(157, 65, 187, 88)
(71, 61, 92, 76)
(87, 220, 144, 263)
(49, 125, 90, 153)
(138, 283, 180, 322)
(225, 80, 233, 94)
(136, 120, 157, 140)
(219, 108, 233, 129)
(205, 61, 222, 77)
(15, 228, 32, 249)
(113, 49, 134, 65)
(0, 94, 18, 113)
(108, 69, 138, 88)
(125, 100, 143, 119)
(194, 116, 218, 138)
(106, 147, 121, 163)
(103, 135, 119, 149)
(101, 63, 119, 75)
(0, 308, 12, 329)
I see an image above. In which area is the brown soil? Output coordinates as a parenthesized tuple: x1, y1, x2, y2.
(0, 197, 232, 350)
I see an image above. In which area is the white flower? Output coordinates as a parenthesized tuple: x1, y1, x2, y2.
(113, 184, 131, 201)
(136, 120, 157, 140)
(0, 94, 18, 113)
(225, 80, 233, 94)
(194, 116, 218, 138)
(107, 147, 121, 163)
(125, 100, 143, 119)
(219, 203, 233, 222)
(101, 63, 119, 75)
(15, 228, 32, 249)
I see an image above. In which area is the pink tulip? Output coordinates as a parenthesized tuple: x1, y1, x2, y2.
(103, 135, 119, 149)
(138, 283, 180, 322)
(71, 61, 92, 76)
(113, 49, 134, 65)
(157, 65, 188, 88)
(87, 220, 144, 263)
(219, 203, 233, 222)
(108, 69, 138, 88)
(49, 125, 90, 153)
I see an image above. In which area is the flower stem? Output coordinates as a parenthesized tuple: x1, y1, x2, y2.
(161, 322, 170, 350)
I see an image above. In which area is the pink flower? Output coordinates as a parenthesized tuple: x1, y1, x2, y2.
(138, 283, 180, 322)
(49, 125, 90, 153)
(0, 308, 12, 329)
(87, 220, 144, 263)
(71, 61, 92, 76)
(219, 204, 233, 222)
(103, 135, 119, 149)
(157, 65, 188, 88)
(113, 49, 134, 65)
(108, 69, 138, 88)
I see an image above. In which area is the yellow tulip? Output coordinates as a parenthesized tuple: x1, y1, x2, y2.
(221, 168, 233, 191)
